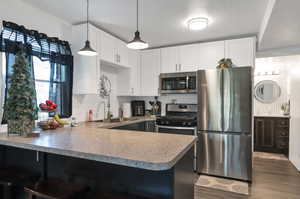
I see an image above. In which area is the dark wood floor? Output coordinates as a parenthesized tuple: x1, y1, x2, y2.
(248, 156, 300, 199)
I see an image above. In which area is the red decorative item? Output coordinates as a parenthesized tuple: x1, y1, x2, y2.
(46, 100, 54, 106)
(39, 100, 57, 112)
(51, 104, 58, 109)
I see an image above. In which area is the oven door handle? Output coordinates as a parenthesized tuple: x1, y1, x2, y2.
(155, 125, 197, 131)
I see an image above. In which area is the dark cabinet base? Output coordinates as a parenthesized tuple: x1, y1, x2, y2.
(254, 117, 289, 157)
(0, 145, 195, 199)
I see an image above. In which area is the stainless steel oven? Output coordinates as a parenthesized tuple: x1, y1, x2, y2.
(159, 72, 197, 94)
(155, 104, 198, 171)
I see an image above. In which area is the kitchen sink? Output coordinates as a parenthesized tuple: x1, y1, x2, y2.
(111, 120, 156, 132)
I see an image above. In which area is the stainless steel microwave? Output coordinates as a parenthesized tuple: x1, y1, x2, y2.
(159, 72, 197, 94)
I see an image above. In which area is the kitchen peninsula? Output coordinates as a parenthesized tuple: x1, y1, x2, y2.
(0, 123, 197, 199)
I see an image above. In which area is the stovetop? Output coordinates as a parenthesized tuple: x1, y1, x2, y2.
(156, 103, 197, 127)
(156, 115, 197, 127)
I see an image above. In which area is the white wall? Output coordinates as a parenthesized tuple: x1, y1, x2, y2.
(254, 57, 289, 116)
(0, 0, 71, 40)
(287, 56, 300, 171)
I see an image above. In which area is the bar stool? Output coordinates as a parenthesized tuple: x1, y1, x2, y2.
(0, 167, 39, 199)
(24, 178, 89, 199)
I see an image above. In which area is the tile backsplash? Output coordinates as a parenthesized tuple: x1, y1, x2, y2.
(122, 94, 197, 116)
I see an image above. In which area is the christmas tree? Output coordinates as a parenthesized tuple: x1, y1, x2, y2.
(4, 49, 38, 136)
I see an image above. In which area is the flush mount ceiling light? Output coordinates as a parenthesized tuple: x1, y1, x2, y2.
(78, 0, 98, 56)
(127, 0, 149, 50)
(187, 17, 209, 31)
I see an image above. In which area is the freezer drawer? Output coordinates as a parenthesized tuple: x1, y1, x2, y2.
(197, 132, 252, 181)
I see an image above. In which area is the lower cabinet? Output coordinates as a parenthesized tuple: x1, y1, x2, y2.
(254, 117, 290, 156)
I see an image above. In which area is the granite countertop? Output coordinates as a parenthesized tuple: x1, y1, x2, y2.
(0, 122, 197, 171)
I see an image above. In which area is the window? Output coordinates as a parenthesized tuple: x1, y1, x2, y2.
(33, 56, 51, 107)
(1, 54, 72, 122)
(0, 21, 73, 121)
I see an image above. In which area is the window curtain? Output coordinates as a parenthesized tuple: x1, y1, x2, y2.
(0, 21, 73, 122)
(49, 62, 73, 117)
(0, 53, 4, 125)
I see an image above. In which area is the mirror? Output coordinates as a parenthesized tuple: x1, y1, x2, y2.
(255, 80, 281, 103)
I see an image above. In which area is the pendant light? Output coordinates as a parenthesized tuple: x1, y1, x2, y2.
(78, 0, 98, 56)
(127, 0, 149, 50)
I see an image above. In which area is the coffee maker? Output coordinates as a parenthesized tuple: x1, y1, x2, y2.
(131, 101, 145, 116)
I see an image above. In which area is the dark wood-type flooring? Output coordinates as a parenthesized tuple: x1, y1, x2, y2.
(248, 156, 300, 199)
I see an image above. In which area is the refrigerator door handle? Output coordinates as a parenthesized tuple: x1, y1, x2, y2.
(220, 135, 223, 164)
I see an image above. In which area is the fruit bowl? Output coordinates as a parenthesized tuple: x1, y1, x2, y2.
(39, 109, 57, 113)
(38, 120, 60, 130)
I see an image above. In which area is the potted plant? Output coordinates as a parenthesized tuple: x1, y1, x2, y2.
(217, 58, 233, 69)
(3, 50, 38, 137)
(281, 102, 290, 116)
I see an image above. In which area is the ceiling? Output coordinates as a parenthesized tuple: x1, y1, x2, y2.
(22, 0, 269, 48)
(259, 0, 300, 52)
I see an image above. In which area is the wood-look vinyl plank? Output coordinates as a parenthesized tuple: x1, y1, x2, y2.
(248, 157, 300, 199)
(195, 155, 300, 199)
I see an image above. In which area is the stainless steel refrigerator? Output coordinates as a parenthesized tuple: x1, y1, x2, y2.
(197, 67, 252, 181)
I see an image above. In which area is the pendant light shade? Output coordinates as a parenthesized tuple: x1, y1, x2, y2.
(78, 40, 98, 56)
(78, 0, 98, 56)
(127, 0, 149, 50)
(127, 31, 149, 50)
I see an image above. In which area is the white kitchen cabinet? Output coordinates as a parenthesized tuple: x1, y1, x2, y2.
(129, 50, 140, 95)
(161, 44, 201, 73)
(161, 47, 179, 73)
(161, 42, 225, 73)
(198, 41, 225, 69)
(117, 50, 140, 96)
(115, 39, 129, 67)
(179, 44, 201, 72)
(140, 49, 161, 96)
(72, 23, 100, 94)
(100, 30, 116, 64)
(225, 37, 256, 67)
(100, 30, 129, 67)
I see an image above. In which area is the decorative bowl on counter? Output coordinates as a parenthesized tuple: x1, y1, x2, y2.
(38, 120, 60, 130)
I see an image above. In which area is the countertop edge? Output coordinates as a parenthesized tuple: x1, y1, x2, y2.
(0, 135, 197, 171)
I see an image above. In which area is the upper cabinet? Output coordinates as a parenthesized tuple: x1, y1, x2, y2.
(160, 37, 256, 73)
(225, 37, 256, 67)
(72, 23, 100, 95)
(115, 39, 129, 67)
(140, 49, 161, 96)
(198, 41, 225, 69)
(100, 30, 129, 67)
(117, 49, 140, 96)
(161, 47, 179, 73)
(179, 44, 201, 72)
(160, 44, 200, 73)
(100, 31, 115, 64)
(129, 50, 141, 96)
